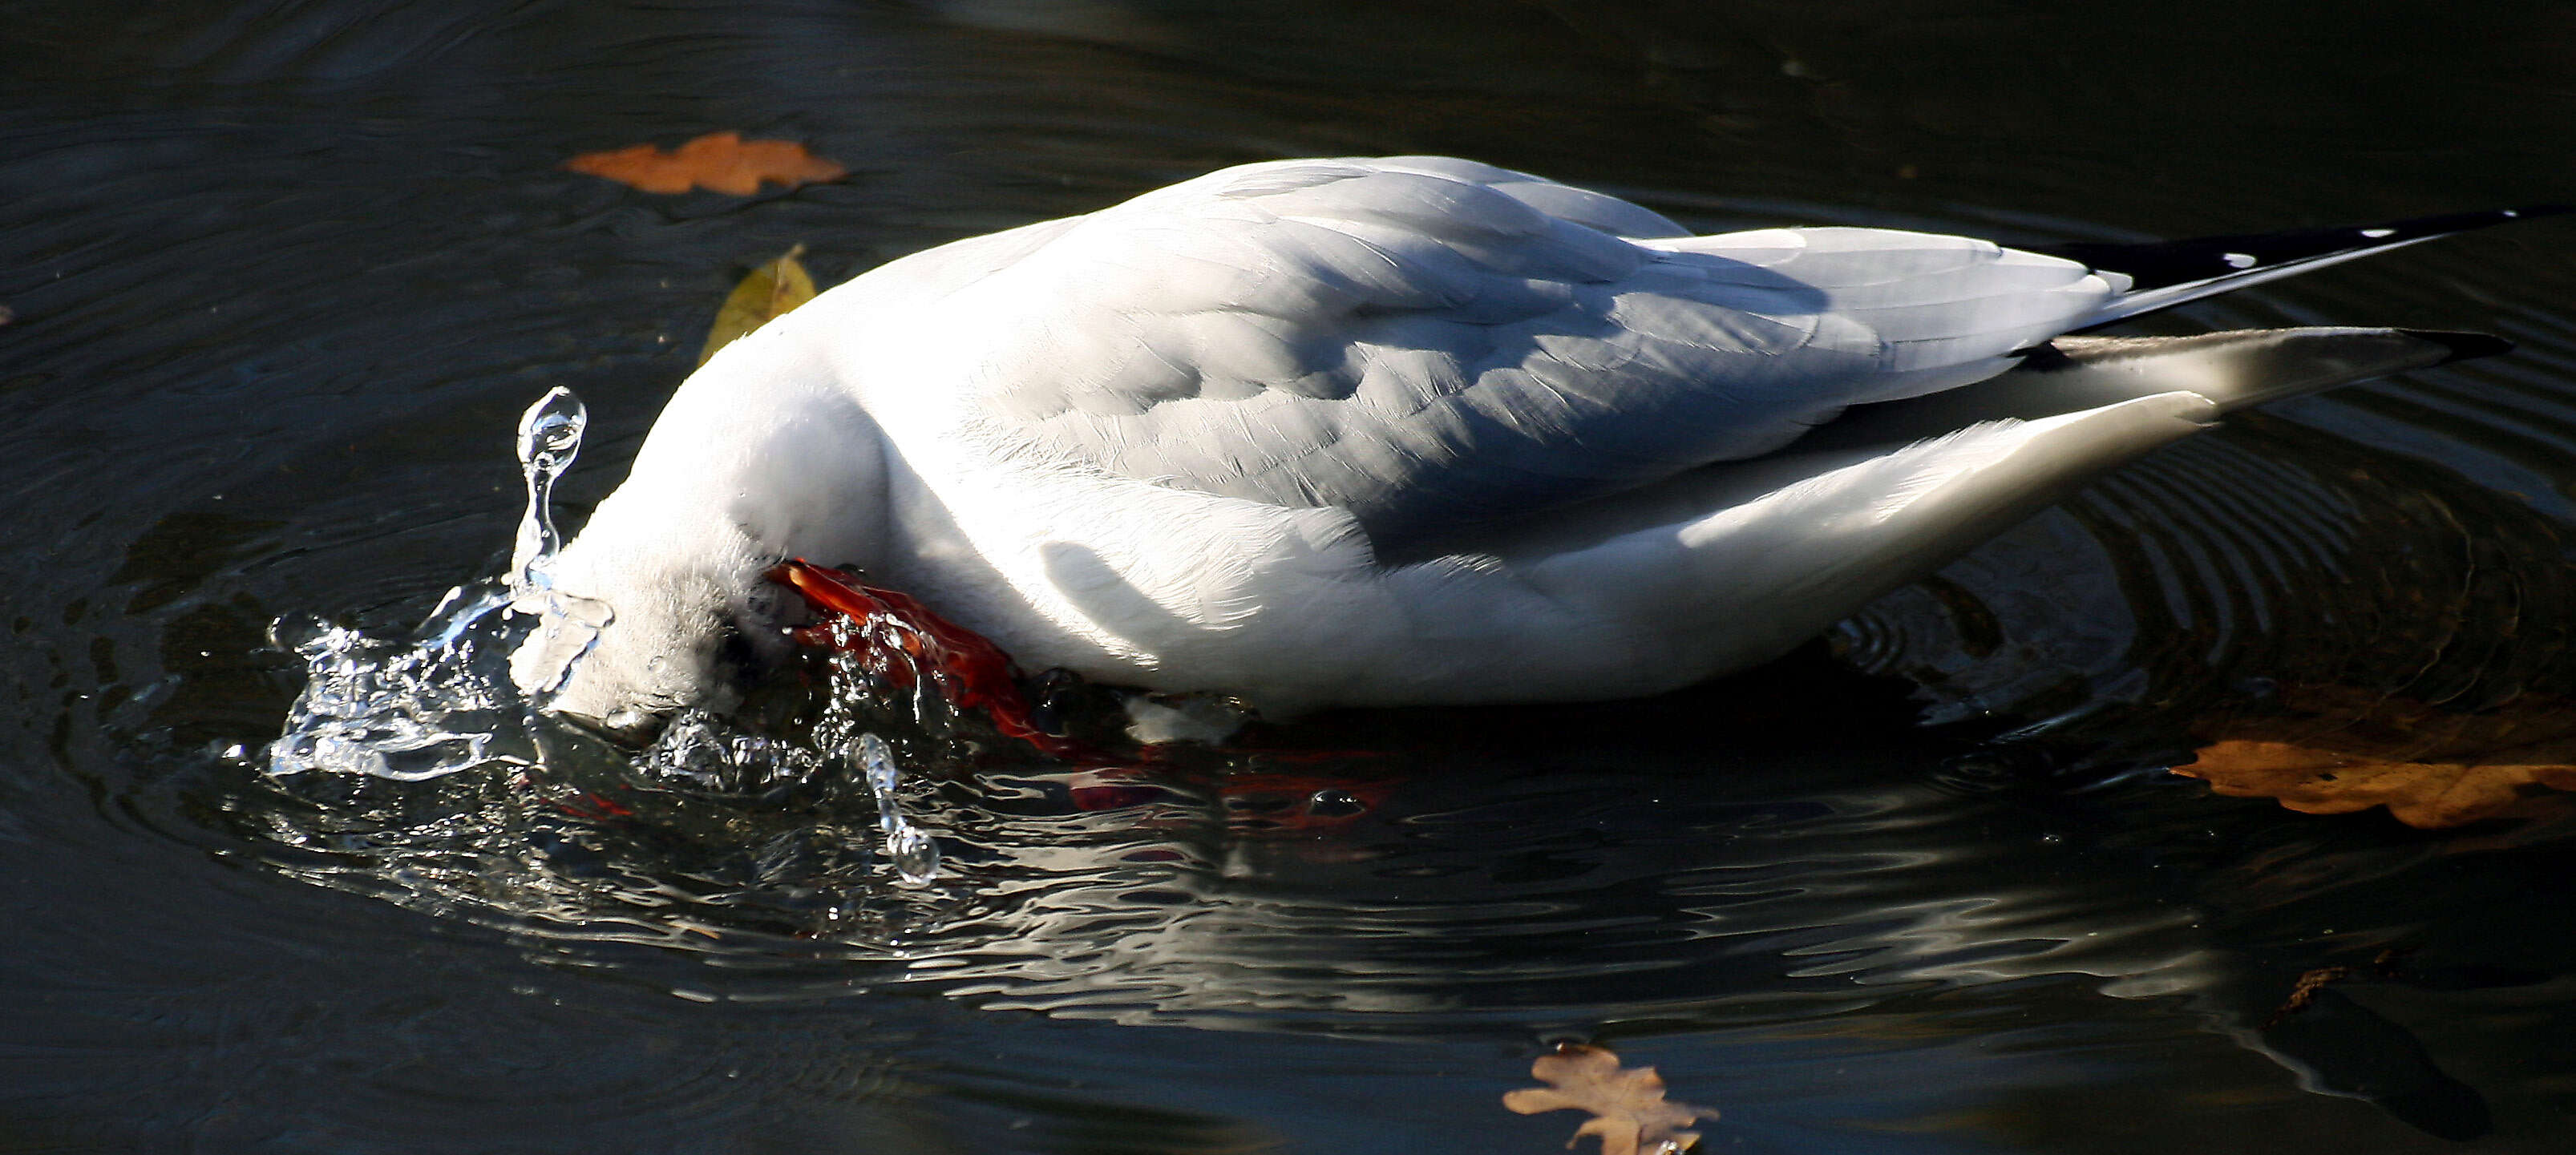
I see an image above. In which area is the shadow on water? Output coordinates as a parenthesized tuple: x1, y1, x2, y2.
(11, 0, 2576, 1151)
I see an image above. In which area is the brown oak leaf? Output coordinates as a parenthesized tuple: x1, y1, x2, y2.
(2175, 685, 2576, 828)
(564, 131, 844, 196)
(2177, 741, 2576, 828)
(1502, 1044, 1717, 1155)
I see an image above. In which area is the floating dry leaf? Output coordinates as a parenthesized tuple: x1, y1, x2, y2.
(2176, 685, 2576, 828)
(564, 131, 844, 196)
(701, 245, 817, 365)
(1502, 1044, 1717, 1155)
(2178, 742, 2576, 828)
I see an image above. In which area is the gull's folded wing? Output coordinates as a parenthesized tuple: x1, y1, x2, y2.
(952, 156, 2115, 547)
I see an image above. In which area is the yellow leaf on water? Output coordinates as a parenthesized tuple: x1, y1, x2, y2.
(1502, 1044, 1717, 1155)
(700, 245, 816, 366)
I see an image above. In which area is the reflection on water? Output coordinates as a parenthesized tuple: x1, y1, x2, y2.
(220, 688, 2194, 1032)
(1844, 406, 2576, 747)
(208, 645, 2565, 1145)
(10, 0, 2576, 1150)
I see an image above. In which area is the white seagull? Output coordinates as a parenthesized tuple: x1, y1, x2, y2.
(517, 155, 2539, 738)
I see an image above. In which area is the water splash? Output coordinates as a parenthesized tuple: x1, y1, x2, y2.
(855, 733, 940, 884)
(265, 386, 954, 919)
(266, 583, 532, 779)
(269, 389, 604, 780)
(505, 386, 611, 699)
(637, 709, 827, 794)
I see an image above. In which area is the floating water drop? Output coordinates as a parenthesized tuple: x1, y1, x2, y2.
(854, 733, 940, 885)
(509, 386, 587, 600)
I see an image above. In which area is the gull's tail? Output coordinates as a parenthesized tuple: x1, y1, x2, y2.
(1794, 326, 2502, 455)
(2047, 205, 2571, 328)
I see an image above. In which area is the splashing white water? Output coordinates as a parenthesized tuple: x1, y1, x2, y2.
(269, 389, 602, 780)
(265, 388, 946, 886)
(266, 583, 533, 780)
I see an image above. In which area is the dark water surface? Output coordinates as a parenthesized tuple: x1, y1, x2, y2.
(10, 2, 2576, 1151)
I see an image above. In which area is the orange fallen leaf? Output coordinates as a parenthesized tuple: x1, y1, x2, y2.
(564, 131, 844, 196)
(2175, 685, 2576, 828)
(2176, 742, 2576, 828)
(1502, 1044, 1717, 1155)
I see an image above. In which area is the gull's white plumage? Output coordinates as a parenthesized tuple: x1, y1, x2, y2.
(521, 156, 2501, 728)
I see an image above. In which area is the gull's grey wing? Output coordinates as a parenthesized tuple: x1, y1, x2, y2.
(957, 156, 2115, 546)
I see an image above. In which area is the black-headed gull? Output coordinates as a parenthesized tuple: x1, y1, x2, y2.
(516, 155, 2540, 737)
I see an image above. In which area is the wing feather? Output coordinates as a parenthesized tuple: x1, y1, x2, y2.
(960, 158, 2115, 544)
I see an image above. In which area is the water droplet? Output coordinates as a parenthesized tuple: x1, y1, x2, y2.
(508, 387, 588, 600)
(885, 824, 940, 885)
(854, 733, 940, 885)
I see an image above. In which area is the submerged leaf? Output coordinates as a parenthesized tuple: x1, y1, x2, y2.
(564, 131, 845, 196)
(1502, 1044, 1717, 1155)
(2175, 685, 2576, 827)
(2263, 948, 2415, 1029)
(702, 245, 817, 365)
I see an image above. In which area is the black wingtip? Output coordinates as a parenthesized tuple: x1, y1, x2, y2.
(2400, 329, 2517, 365)
(2497, 204, 2576, 223)
(2034, 204, 2572, 293)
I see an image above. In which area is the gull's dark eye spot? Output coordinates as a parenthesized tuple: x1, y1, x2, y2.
(715, 622, 761, 686)
(742, 580, 801, 629)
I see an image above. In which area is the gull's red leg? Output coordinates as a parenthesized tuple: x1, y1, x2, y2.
(768, 559, 1095, 759)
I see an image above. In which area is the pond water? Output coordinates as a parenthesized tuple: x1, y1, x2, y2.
(10, 2, 2576, 1151)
